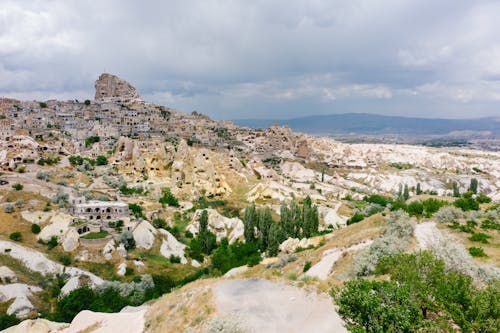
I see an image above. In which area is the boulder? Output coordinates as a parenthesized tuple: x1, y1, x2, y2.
(0, 266, 17, 283)
(102, 239, 116, 260)
(117, 262, 127, 276)
(117, 243, 127, 257)
(60, 276, 80, 296)
(62, 229, 79, 252)
(37, 213, 73, 242)
(188, 209, 244, 243)
(132, 221, 157, 250)
(279, 238, 300, 254)
(223, 265, 249, 278)
(7, 296, 34, 317)
(159, 229, 187, 264)
(318, 205, 348, 229)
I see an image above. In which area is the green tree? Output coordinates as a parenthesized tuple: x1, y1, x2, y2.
(95, 155, 108, 166)
(469, 178, 478, 194)
(403, 184, 410, 201)
(416, 182, 422, 195)
(31, 224, 41, 234)
(9, 231, 22, 241)
(243, 204, 257, 243)
(453, 181, 460, 197)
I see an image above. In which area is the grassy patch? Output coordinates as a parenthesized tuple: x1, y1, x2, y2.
(80, 231, 109, 239)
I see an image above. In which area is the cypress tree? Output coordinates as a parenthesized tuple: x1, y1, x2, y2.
(403, 184, 410, 201)
(243, 204, 256, 243)
(469, 178, 478, 194)
(453, 181, 460, 197)
(416, 183, 422, 195)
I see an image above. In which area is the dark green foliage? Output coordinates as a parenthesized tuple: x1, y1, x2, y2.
(198, 210, 216, 255)
(84, 99, 91, 105)
(407, 201, 424, 216)
(119, 185, 144, 196)
(95, 155, 108, 166)
(159, 188, 179, 207)
(336, 251, 500, 332)
(469, 232, 491, 244)
(364, 194, 391, 207)
(211, 239, 261, 274)
(119, 232, 136, 250)
(31, 223, 41, 234)
(152, 218, 167, 229)
(12, 183, 23, 191)
(481, 219, 499, 231)
(416, 183, 422, 195)
(187, 237, 204, 262)
(303, 261, 312, 272)
(9, 231, 22, 241)
(453, 181, 460, 197)
(58, 254, 71, 266)
(333, 278, 423, 332)
(347, 213, 364, 225)
(128, 203, 145, 218)
(169, 255, 181, 263)
(454, 192, 480, 211)
(39, 102, 47, 108)
(403, 184, 410, 201)
(421, 198, 448, 217)
(38, 156, 61, 166)
(85, 135, 100, 147)
(390, 200, 407, 212)
(0, 313, 20, 330)
(476, 193, 492, 204)
(468, 247, 487, 257)
(47, 236, 58, 250)
(469, 178, 478, 194)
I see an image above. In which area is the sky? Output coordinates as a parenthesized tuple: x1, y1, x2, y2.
(1, 0, 500, 120)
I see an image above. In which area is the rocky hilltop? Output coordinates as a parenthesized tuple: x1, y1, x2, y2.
(0, 74, 498, 332)
(94, 73, 141, 102)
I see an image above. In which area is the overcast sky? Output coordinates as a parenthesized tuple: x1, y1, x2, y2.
(1, 0, 500, 119)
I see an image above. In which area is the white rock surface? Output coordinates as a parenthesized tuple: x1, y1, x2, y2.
(0, 283, 42, 318)
(37, 213, 73, 242)
(117, 262, 127, 276)
(191, 259, 201, 268)
(102, 240, 116, 260)
(0, 266, 17, 283)
(62, 229, 80, 252)
(117, 243, 127, 257)
(223, 265, 248, 278)
(132, 220, 157, 249)
(0, 240, 104, 286)
(20, 211, 54, 224)
(1, 318, 68, 333)
(188, 209, 244, 243)
(159, 229, 187, 264)
(318, 204, 348, 229)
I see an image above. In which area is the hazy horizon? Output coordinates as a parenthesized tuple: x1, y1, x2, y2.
(2, 1, 500, 120)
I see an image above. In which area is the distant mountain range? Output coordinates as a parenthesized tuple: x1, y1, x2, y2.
(232, 113, 500, 136)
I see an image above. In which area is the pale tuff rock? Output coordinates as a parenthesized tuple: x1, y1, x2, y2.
(20, 211, 53, 224)
(279, 235, 329, 254)
(117, 262, 127, 276)
(223, 265, 249, 278)
(159, 229, 187, 264)
(280, 161, 317, 182)
(0, 283, 42, 317)
(318, 204, 348, 229)
(188, 209, 244, 243)
(191, 259, 201, 268)
(94, 73, 140, 102)
(37, 213, 73, 242)
(0, 266, 17, 283)
(117, 243, 128, 257)
(247, 181, 299, 202)
(102, 239, 116, 260)
(1, 318, 68, 333)
(132, 220, 157, 249)
(62, 229, 80, 252)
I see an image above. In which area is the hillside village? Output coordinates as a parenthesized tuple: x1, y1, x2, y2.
(0, 74, 498, 332)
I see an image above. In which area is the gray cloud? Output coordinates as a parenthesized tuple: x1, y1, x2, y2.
(1, 0, 499, 119)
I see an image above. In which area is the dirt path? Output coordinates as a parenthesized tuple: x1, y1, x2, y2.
(213, 278, 347, 333)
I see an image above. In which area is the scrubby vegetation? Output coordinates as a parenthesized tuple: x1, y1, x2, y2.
(333, 252, 499, 332)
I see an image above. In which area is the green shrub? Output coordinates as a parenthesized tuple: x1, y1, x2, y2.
(31, 224, 41, 234)
(58, 254, 72, 266)
(469, 233, 491, 244)
(364, 194, 391, 207)
(468, 247, 487, 257)
(95, 155, 108, 166)
(85, 135, 100, 147)
(159, 188, 179, 207)
(347, 213, 364, 225)
(12, 183, 23, 191)
(84, 99, 91, 105)
(47, 236, 58, 250)
(169, 255, 181, 264)
(303, 261, 312, 272)
(0, 313, 20, 330)
(9, 231, 22, 241)
(39, 102, 47, 108)
(128, 203, 145, 218)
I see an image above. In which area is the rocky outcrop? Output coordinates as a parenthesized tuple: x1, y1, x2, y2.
(37, 213, 73, 242)
(0, 266, 17, 283)
(94, 73, 140, 102)
(187, 209, 244, 243)
(159, 229, 187, 264)
(132, 221, 157, 250)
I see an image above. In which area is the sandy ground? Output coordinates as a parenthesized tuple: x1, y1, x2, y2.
(213, 278, 347, 333)
(306, 240, 373, 280)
